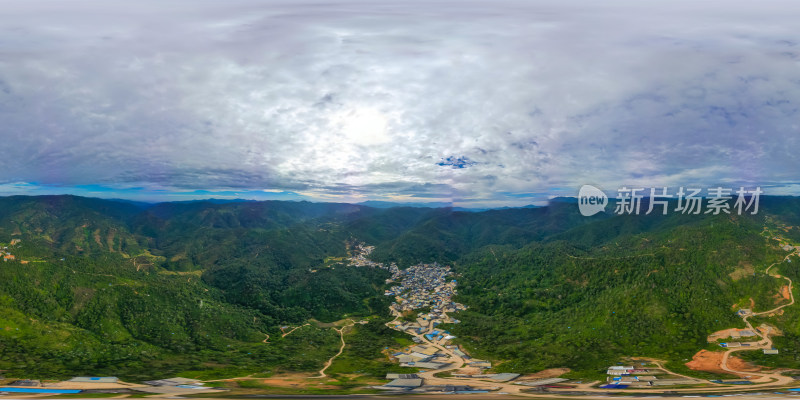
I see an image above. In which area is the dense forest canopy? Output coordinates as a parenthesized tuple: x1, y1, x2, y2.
(0, 195, 799, 380)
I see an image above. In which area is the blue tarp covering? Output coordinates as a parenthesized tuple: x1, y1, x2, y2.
(599, 384, 628, 389)
(0, 388, 82, 394)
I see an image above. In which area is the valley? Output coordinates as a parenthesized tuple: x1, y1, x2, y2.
(2, 196, 800, 398)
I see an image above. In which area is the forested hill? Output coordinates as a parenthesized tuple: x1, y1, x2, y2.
(449, 198, 800, 376)
(1, 194, 800, 380)
(0, 195, 599, 380)
(0, 195, 602, 268)
(0, 196, 395, 379)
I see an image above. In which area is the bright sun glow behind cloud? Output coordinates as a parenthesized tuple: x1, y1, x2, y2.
(1, 0, 800, 206)
(335, 108, 390, 145)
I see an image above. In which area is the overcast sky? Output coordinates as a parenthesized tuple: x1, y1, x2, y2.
(1, 0, 799, 206)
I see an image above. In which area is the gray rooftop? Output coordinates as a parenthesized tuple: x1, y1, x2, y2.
(385, 378, 423, 388)
(413, 361, 445, 369)
(386, 373, 419, 380)
(516, 378, 568, 386)
(143, 377, 202, 386)
(485, 373, 521, 382)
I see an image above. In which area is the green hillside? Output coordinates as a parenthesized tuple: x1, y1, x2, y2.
(1, 195, 799, 381)
(449, 213, 791, 375)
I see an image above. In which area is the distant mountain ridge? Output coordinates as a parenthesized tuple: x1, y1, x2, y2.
(1, 194, 800, 381)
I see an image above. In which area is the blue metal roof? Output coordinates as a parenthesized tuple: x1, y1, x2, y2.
(0, 388, 82, 394)
(599, 384, 628, 389)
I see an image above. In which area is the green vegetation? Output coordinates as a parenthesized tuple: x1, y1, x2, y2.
(0, 197, 389, 380)
(0, 254, 345, 380)
(2, 195, 800, 381)
(448, 212, 794, 374)
(325, 317, 417, 378)
(211, 379, 384, 396)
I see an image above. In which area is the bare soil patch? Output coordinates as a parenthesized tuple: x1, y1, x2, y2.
(729, 262, 755, 281)
(453, 367, 483, 375)
(781, 285, 791, 300)
(521, 368, 570, 379)
(707, 328, 739, 342)
(253, 373, 340, 389)
(685, 350, 759, 376)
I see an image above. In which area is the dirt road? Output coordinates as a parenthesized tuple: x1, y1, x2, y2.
(717, 247, 797, 383)
(281, 323, 310, 338)
(313, 320, 355, 378)
(380, 236, 800, 396)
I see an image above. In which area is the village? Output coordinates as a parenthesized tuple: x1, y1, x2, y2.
(343, 240, 800, 395)
(346, 243, 698, 393)
(346, 243, 502, 392)
(0, 376, 227, 396)
(345, 243, 647, 394)
(1, 239, 20, 262)
(600, 365, 700, 389)
(2, 238, 798, 397)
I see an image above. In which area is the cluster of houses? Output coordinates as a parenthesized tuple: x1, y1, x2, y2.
(377, 373, 491, 394)
(385, 263, 467, 317)
(717, 341, 779, 354)
(347, 242, 401, 275)
(780, 243, 800, 252)
(601, 366, 697, 388)
(393, 319, 458, 340)
(0, 376, 224, 396)
(347, 243, 383, 268)
(345, 242, 498, 393)
(728, 328, 757, 339)
(707, 323, 780, 354)
(1, 250, 15, 262)
(375, 373, 488, 394)
(709, 327, 761, 349)
(390, 343, 452, 369)
(381, 262, 502, 386)
(1, 239, 20, 262)
(346, 245, 468, 326)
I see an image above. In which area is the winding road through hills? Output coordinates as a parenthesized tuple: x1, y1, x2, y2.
(233, 235, 800, 396)
(281, 323, 310, 337)
(313, 319, 355, 378)
(717, 246, 798, 382)
(378, 233, 800, 396)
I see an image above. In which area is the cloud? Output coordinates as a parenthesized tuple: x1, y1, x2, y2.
(0, 0, 799, 206)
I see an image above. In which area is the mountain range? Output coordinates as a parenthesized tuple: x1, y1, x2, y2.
(0, 195, 799, 382)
